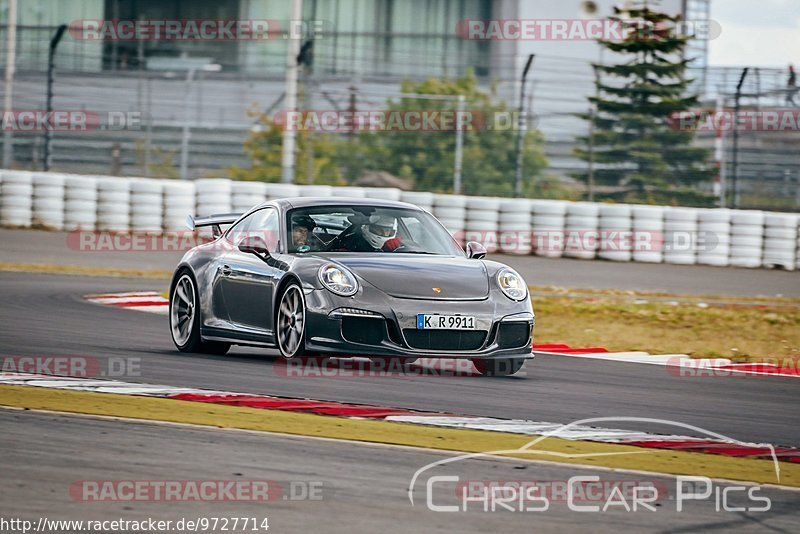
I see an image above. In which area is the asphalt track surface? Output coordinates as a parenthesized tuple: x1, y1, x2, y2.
(0, 271, 798, 450)
(2, 409, 799, 532)
(2, 228, 800, 296)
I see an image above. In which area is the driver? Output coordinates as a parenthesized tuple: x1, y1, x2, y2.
(291, 214, 318, 252)
(339, 214, 403, 252)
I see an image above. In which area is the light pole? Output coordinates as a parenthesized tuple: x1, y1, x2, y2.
(43, 24, 68, 171)
(281, 0, 303, 183)
(514, 54, 534, 198)
(179, 63, 221, 180)
(2, 0, 17, 168)
(453, 94, 465, 194)
(731, 67, 748, 208)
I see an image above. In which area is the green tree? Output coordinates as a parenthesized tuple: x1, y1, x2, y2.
(230, 74, 547, 196)
(350, 72, 547, 196)
(229, 107, 344, 185)
(574, 2, 714, 205)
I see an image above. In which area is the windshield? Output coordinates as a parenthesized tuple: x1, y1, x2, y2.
(286, 205, 464, 255)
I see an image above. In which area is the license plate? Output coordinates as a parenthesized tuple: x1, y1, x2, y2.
(416, 314, 476, 330)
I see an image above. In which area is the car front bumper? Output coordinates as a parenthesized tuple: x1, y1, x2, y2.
(302, 286, 535, 360)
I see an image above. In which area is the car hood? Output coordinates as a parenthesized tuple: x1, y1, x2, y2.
(333, 255, 489, 300)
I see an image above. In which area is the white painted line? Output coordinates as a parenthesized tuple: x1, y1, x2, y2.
(86, 296, 168, 305)
(386, 415, 697, 443)
(84, 291, 160, 299)
(131, 305, 169, 315)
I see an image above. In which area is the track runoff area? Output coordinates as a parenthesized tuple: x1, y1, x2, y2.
(1, 277, 799, 532)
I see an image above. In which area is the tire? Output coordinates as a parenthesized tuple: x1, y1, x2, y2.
(265, 184, 301, 198)
(567, 203, 599, 217)
(170, 271, 230, 355)
(332, 186, 367, 198)
(433, 194, 468, 208)
(298, 185, 333, 197)
(275, 282, 307, 360)
(599, 204, 631, 218)
(472, 358, 525, 377)
(433, 207, 467, 220)
(401, 191, 434, 205)
(366, 187, 402, 201)
(531, 200, 567, 216)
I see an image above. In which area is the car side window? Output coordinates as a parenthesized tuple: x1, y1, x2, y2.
(227, 208, 280, 251)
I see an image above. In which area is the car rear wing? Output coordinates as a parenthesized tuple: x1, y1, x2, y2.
(186, 213, 242, 237)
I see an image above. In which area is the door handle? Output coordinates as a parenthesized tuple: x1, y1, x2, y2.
(220, 265, 232, 276)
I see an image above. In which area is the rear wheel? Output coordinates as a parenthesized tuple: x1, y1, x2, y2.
(170, 272, 230, 355)
(276, 283, 306, 359)
(472, 358, 525, 377)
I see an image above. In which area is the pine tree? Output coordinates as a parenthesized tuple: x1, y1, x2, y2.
(574, 2, 714, 205)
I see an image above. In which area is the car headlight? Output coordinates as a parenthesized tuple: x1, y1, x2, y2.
(497, 268, 527, 301)
(318, 263, 358, 297)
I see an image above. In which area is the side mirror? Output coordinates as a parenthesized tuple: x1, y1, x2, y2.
(238, 235, 270, 255)
(466, 241, 487, 259)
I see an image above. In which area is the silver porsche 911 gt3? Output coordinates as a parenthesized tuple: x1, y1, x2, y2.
(169, 197, 534, 376)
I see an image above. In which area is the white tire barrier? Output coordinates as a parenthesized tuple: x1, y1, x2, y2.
(499, 199, 532, 255)
(531, 200, 567, 258)
(632, 205, 665, 263)
(762, 214, 798, 270)
(401, 191, 434, 211)
(2, 170, 800, 272)
(331, 186, 367, 198)
(129, 178, 164, 232)
(64, 175, 97, 230)
(433, 194, 466, 244)
(696, 209, 731, 267)
(0, 171, 34, 226)
(162, 180, 195, 230)
(730, 210, 764, 269)
(232, 181, 268, 213)
(597, 204, 632, 261)
(265, 183, 301, 200)
(564, 203, 599, 260)
(96, 177, 130, 232)
(195, 179, 232, 217)
(663, 207, 699, 265)
(31, 172, 65, 229)
(465, 197, 500, 253)
(365, 187, 402, 201)
(298, 185, 333, 198)
(433, 194, 468, 208)
(434, 207, 467, 220)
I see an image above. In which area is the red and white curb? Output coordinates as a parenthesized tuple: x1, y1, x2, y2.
(84, 291, 168, 315)
(81, 293, 798, 378)
(1, 372, 798, 463)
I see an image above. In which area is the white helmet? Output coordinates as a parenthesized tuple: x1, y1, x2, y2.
(362, 214, 397, 249)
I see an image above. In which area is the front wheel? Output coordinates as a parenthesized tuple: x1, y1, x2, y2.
(472, 358, 525, 377)
(276, 283, 306, 359)
(170, 272, 230, 355)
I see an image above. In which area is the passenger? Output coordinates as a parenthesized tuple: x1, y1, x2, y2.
(291, 214, 319, 252)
